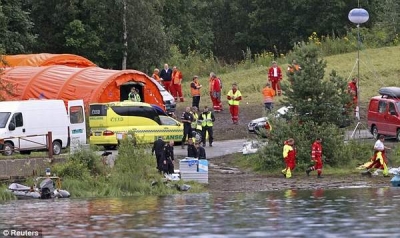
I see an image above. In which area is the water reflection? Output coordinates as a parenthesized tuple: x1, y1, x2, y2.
(0, 188, 399, 237)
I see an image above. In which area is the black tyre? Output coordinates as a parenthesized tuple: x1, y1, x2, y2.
(397, 129, 400, 142)
(52, 141, 62, 155)
(372, 126, 379, 140)
(104, 145, 117, 150)
(2, 142, 14, 156)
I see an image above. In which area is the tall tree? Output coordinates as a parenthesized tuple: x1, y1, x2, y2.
(0, 0, 36, 54)
(283, 42, 351, 127)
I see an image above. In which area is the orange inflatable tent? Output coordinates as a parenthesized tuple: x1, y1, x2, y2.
(0, 53, 96, 68)
(0, 66, 165, 110)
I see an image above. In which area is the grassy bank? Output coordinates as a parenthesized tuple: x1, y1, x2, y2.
(179, 45, 400, 108)
(52, 137, 205, 199)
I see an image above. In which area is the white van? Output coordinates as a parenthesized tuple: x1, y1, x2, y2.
(0, 100, 86, 156)
(149, 77, 176, 113)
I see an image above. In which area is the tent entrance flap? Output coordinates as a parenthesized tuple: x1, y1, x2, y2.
(121, 82, 144, 102)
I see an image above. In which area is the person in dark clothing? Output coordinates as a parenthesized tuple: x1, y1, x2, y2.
(181, 106, 194, 149)
(187, 138, 198, 158)
(195, 142, 206, 160)
(164, 140, 175, 174)
(152, 136, 165, 173)
(159, 63, 173, 93)
(200, 106, 215, 147)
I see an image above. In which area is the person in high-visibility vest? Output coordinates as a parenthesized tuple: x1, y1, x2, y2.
(262, 83, 275, 113)
(282, 138, 296, 179)
(190, 75, 202, 109)
(190, 106, 202, 135)
(128, 87, 141, 102)
(152, 68, 162, 84)
(200, 106, 215, 147)
(226, 83, 242, 124)
(364, 135, 390, 177)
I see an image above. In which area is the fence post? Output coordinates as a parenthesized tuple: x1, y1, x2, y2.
(47, 131, 53, 162)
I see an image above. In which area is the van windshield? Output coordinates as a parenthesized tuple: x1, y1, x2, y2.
(0, 112, 11, 128)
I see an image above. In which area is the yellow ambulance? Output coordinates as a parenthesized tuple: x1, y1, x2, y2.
(89, 101, 184, 149)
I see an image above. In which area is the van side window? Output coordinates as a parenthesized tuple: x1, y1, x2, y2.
(70, 106, 84, 124)
(12, 113, 23, 127)
(111, 106, 162, 124)
(389, 103, 397, 115)
(378, 101, 387, 114)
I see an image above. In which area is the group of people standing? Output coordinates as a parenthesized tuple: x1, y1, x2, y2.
(152, 64, 185, 102)
(180, 105, 215, 149)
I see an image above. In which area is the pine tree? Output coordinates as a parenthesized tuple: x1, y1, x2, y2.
(282, 42, 352, 127)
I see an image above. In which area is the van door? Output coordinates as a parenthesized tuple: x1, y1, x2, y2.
(7, 112, 38, 151)
(386, 102, 399, 136)
(68, 100, 87, 153)
(376, 100, 390, 135)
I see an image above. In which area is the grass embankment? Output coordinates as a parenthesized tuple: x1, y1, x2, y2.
(0, 137, 205, 201)
(52, 138, 205, 199)
(179, 45, 400, 109)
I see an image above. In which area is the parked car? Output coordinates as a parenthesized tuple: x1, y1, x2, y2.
(89, 101, 200, 149)
(149, 77, 176, 113)
(367, 87, 400, 140)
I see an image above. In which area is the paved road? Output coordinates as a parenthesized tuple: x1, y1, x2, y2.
(174, 139, 246, 159)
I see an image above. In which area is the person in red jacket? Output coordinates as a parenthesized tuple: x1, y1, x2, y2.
(268, 61, 282, 96)
(306, 138, 323, 178)
(347, 77, 358, 118)
(172, 66, 184, 102)
(282, 138, 296, 178)
(210, 73, 223, 112)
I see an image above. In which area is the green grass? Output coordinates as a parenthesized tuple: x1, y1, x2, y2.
(180, 45, 400, 108)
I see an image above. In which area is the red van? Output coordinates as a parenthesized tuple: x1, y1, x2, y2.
(367, 87, 400, 140)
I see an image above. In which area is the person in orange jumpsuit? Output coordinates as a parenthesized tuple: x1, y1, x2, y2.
(152, 68, 161, 84)
(306, 138, 323, 178)
(282, 138, 296, 178)
(210, 72, 223, 112)
(171, 66, 184, 102)
(261, 83, 275, 113)
(268, 61, 282, 96)
(287, 59, 301, 84)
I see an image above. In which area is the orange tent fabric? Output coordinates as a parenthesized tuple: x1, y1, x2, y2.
(0, 66, 165, 110)
(0, 54, 96, 68)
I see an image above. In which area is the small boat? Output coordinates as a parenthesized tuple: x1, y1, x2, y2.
(8, 176, 70, 199)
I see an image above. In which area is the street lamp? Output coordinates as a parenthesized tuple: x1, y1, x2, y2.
(348, 8, 369, 120)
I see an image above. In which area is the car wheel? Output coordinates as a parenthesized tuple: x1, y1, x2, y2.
(2, 142, 14, 156)
(104, 145, 117, 150)
(397, 129, 400, 142)
(52, 141, 62, 155)
(372, 126, 379, 140)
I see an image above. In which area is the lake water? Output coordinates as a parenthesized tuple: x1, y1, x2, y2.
(1, 187, 400, 238)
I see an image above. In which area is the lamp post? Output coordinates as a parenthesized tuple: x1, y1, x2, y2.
(348, 7, 369, 120)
